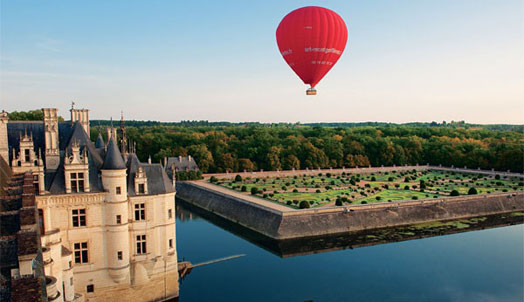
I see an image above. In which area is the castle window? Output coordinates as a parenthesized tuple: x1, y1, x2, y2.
(33, 175, 39, 195)
(38, 209, 45, 235)
(169, 239, 173, 249)
(70, 172, 85, 193)
(134, 203, 145, 221)
(86, 284, 94, 293)
(168, 209, 172, 219)
(24, 149, 30, 162)
(116, 215, 121, 224)
(136, 235, 147, 254)
(74, 242, 89, 264)
(116, 186, 121, 195)
(70, 277, 73, 286)
(138, 183, 145, 194)
(72, 209, 86, 227)
(117, 251, 123, 260)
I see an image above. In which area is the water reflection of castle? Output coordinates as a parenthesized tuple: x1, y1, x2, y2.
(0, 107, 179, 301)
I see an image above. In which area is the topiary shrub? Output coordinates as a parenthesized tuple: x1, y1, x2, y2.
(404, 185, 410, 190)
(235, 174, 242, 182)
(299, 200, 310, 209)
(240, 185, 247, 192)
(450, 190, 459, 196)
(335, 199, 343, 206)
(293, 188, 298, 193)
(316, 189, 321, 193)
(286, 200, 292, 205)
(468, 187, 478, 195)
(251, 187, 259, 195)
(210, 176, 218, 183)
(371, 176, 376, 181)
(412, 196, 418, 200)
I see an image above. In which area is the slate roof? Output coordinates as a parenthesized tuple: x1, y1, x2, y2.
(102, 137, 126, 170)
(95, 133, 105, 149)
(7, 119, 174, 196)
(165, 156, 199, 172)
(127, 154, 175, 196)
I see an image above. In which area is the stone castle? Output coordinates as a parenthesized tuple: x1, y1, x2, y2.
(0, 106, 179, 301)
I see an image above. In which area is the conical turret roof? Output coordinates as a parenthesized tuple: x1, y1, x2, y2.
(102, 136, 126, 170)
(95, 133, 105, 149)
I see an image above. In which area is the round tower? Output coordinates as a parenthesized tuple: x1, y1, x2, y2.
(101, 136, 130, 283)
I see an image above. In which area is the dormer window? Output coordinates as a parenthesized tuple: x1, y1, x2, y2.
(134, 166, 148, 195)
(71, 172, 85, 193)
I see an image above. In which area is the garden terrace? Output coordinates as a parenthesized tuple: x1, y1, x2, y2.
(210, 167, 523, 209)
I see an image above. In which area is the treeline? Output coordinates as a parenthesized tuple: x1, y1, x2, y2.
(90, 124, 524, 173)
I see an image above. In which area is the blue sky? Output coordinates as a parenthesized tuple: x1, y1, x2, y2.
(1, 0, 522, 123)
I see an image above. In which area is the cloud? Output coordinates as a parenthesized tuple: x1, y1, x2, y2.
(35, 38, 63, 53)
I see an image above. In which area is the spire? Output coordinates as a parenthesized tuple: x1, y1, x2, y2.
(120, 111, 127, 156)
(102, 136, 126, 170)
(95, 133, 105, 149)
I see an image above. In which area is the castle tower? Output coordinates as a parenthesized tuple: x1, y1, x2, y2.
(101, 137, 130, 283)
(70, 103, 90, 138)
(0, 110, 8, 162)
(43, 108, 60, 170)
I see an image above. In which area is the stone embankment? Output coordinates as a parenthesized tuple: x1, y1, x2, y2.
(176, 179, 524, 240)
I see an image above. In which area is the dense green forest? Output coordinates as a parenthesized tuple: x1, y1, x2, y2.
(90, 123, 523, 173)
(7, 111, 523, 173)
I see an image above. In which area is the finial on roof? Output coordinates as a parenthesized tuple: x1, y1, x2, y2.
(71, 101, 75, 110)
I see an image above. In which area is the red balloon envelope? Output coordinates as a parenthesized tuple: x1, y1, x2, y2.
(276, 6, 348, 95)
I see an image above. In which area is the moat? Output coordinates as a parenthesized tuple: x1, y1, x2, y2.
(175, 199, 523, 302)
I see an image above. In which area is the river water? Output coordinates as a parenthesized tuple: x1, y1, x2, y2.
(175, 200, 523, 302)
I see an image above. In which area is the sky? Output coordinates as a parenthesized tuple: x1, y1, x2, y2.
(1, 0, 523, 124)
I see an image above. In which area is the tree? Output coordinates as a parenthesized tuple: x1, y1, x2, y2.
(283, 154, 300, 170)
(234, 175, 242, 182)
(241, 185, 247, 192)
(238, 158, 255, 172)
(468, 187, 478, 195)
(209, 176, 218, 183)
(266, 146, 282, 171)
(250, 187, 259, 195)
(188, 144, 214, 173)
(299, 200, 310, 209)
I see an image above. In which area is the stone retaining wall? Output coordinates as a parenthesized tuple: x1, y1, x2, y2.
(176, 182, 524, 240)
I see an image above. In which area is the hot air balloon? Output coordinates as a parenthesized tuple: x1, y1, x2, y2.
(276, 6, 348, 95)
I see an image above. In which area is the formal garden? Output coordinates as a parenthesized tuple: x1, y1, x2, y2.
(210, 169, 524, 209)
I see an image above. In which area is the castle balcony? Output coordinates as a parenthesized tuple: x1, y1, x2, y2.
(42, 247, 53, 267)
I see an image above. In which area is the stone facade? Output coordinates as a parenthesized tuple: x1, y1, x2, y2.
(2, 107, 179, 301)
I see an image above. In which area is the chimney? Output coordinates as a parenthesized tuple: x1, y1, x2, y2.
(0, 110, 9, 162)
(148, 155, 151, 164)
(42, 108, 60, 170)
(188, 155, 192, 162)
(70, 107, 90, 138)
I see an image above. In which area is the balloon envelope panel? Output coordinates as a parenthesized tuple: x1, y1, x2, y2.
(276, 6, 348, 88)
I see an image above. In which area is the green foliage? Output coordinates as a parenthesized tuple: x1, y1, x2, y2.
(335, 199, 343, 206)
(8, 110, 65, 122)
(241, 185, 247, 192)
(234, 174, 242, 182)
(450, 190, 460, 196)
(250, 187, 258, 195)
(89, 122, 524, 173)
(209, 176, 218, 183)
(299, 200, 310, 209)
(175, 170, 202, 181)
(468, 187, 478, 195)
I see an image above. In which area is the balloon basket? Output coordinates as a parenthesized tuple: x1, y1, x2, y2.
(306, 88, 317, 95)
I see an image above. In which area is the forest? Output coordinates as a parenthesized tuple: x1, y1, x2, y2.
(90, 123, 523, 173)
(6, 110, 523, 173)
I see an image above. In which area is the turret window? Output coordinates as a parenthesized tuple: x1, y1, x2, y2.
(134, 203, 145, 221)
(136, 235, 147, 254)
(70, 172, 85, 193)
(138, 183, 145, 194)
(116, 215, 121, 224)
(116, 186, 121, 195)
(169, 239, 173, 249)
(72, 209, 86, 227)
(117, 251, 123, 260)
(168, 209, 172, 219)
(74, 242, 89, 264)
(33, 175, 40, 195)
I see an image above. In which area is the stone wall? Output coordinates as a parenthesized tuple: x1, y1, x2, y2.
(176, 181, 524, 240)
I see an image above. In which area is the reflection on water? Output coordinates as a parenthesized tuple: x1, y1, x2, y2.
(175, 197, 524, 302)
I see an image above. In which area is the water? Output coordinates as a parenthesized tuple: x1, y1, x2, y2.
(175, 201, 524, 302)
